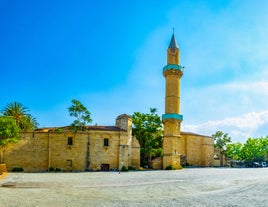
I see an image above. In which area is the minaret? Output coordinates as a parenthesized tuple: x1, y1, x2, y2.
(162, 33, 183, 169)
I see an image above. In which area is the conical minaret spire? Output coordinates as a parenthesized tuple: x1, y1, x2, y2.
(168, 33, 179, 49)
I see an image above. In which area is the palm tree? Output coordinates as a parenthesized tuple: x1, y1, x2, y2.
(1, 102, 38, 131)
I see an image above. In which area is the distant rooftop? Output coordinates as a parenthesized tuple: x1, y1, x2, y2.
(35, 125, 124, 132)
(181, 131, 212, 138)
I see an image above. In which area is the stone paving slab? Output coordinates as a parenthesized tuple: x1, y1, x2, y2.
(0, 168, 268, 207)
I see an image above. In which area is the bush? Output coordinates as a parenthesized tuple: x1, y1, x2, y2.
(55, 168, 61, 172)
(12, 167, 24, 172)
(165, 165, 174, 170)
(128, 166, 136, 170)
(49, 167, 61, 172)
(54, 128, 63, 132)
(121, 165, 128, 172)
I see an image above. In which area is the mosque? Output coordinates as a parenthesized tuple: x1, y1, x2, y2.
(2, 34, 214, 172)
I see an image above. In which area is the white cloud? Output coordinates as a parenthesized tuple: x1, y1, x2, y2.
(183, 109, 268, 143)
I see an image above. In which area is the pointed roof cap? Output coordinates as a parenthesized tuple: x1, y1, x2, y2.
(168, 33, 179, 49)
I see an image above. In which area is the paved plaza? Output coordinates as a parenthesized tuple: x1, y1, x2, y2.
(1, 168, 268, 207)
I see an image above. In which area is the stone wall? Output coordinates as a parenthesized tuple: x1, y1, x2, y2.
(181, 132, 214, 167)
(4, 132, 49, 172)
(131, 136, 140, 168)
(3, 128, 140, 172)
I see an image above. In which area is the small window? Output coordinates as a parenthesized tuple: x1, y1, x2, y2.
(67, 137, 73, 146)
(104, 138, 109, 147)
(66, 160, 72, 167)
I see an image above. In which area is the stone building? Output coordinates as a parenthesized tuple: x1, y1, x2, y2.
(3, 33, 214, 172)
(161, 33, 214, 169)
(3, 114, 140, 172)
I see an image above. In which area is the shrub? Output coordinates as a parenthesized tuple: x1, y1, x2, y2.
(121, 165, 128, 172)
(12, 167, 24, 172)
(54, 128, 63, 132)
(165, 165, 174, 170)
(128, 166, 136, 170)
(55, 168, 61, 172)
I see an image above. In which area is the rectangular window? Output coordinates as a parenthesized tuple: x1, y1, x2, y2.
(66, 160, 72, 167)
(67, 137, 73, 146)
(104, 138, 109, 147)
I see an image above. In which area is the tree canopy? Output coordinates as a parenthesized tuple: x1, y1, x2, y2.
(68, 99, 92, 131)
(1, 102, 38, 131)
(0, 102, 38, 162)
(212, 131, 231, 153)
(0, 116, 21, 163)
(226, 136, 268, 162)
(132, 108, 163, 166)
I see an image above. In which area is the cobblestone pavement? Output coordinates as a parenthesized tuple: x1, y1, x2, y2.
(1, 168, 268, 207)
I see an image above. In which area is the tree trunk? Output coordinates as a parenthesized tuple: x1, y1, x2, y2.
(0, 149, 3, 164)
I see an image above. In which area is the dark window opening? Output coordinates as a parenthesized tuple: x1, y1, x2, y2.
(67, 160, 72, 167)
(68, 137, 73, 145)
(101, 164, 110, 171)
(104, 138, 109, 147)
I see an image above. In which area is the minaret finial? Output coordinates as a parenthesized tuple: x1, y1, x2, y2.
(173, 28, 175, 34)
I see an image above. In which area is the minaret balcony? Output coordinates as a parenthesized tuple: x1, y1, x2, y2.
(162, 113, 183, 121)
(163, 64, 184, 72)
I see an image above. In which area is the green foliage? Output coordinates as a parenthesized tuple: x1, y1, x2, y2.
(68, 99, 92, 131)
(226, 142, 243, 160)
(48, 166, 61, 172)
(121, 165, 128, 172)
(0, 116, 20, 148)
(165, 165, 174, 170)
(128, 166, 136, 170)
(132, 108, 163, 166)
(54, 128, 63, 132)
(1, 102, 38, 131)
(212, 131, 231, 153)
(241, 137, 268, 161)
(55, 168, 61, 172)
(11, 167, 24, 172)
(0, 116, 21, 163)
(226, 136, 268, 162)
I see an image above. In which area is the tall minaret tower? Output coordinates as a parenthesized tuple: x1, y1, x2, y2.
(162, 33, 183, 169)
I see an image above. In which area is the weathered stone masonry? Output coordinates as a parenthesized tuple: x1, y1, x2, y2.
(3, 114, 140, 172)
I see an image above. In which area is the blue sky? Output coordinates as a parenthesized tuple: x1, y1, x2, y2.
(1, 0, 268, 143)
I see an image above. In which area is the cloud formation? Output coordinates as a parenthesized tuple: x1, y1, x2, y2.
(182, 81, 268, 142)
(183, 110, 268, 142)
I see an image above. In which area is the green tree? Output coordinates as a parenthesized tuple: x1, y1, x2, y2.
(226, 137, 268, 163)
(1, 102, 38, 131)
(241, 137, 265, 162)
(132, 108, 163, 166)
(212, 131, 231, 166)
(0, 116, 20, 163)
(226, 142, 243, 160)
(213, 131, 232, 151)
(260, 136, 268, 161)
(68, 99, 92, 131)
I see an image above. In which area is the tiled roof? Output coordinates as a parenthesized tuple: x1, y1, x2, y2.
(181, 131, 212, 138)
(35, 125, 124, 132)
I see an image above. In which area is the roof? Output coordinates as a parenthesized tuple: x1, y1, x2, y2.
(35, 125, 125, 132)
(168, 33, 179, 49)
(181, 131, 212, 138)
